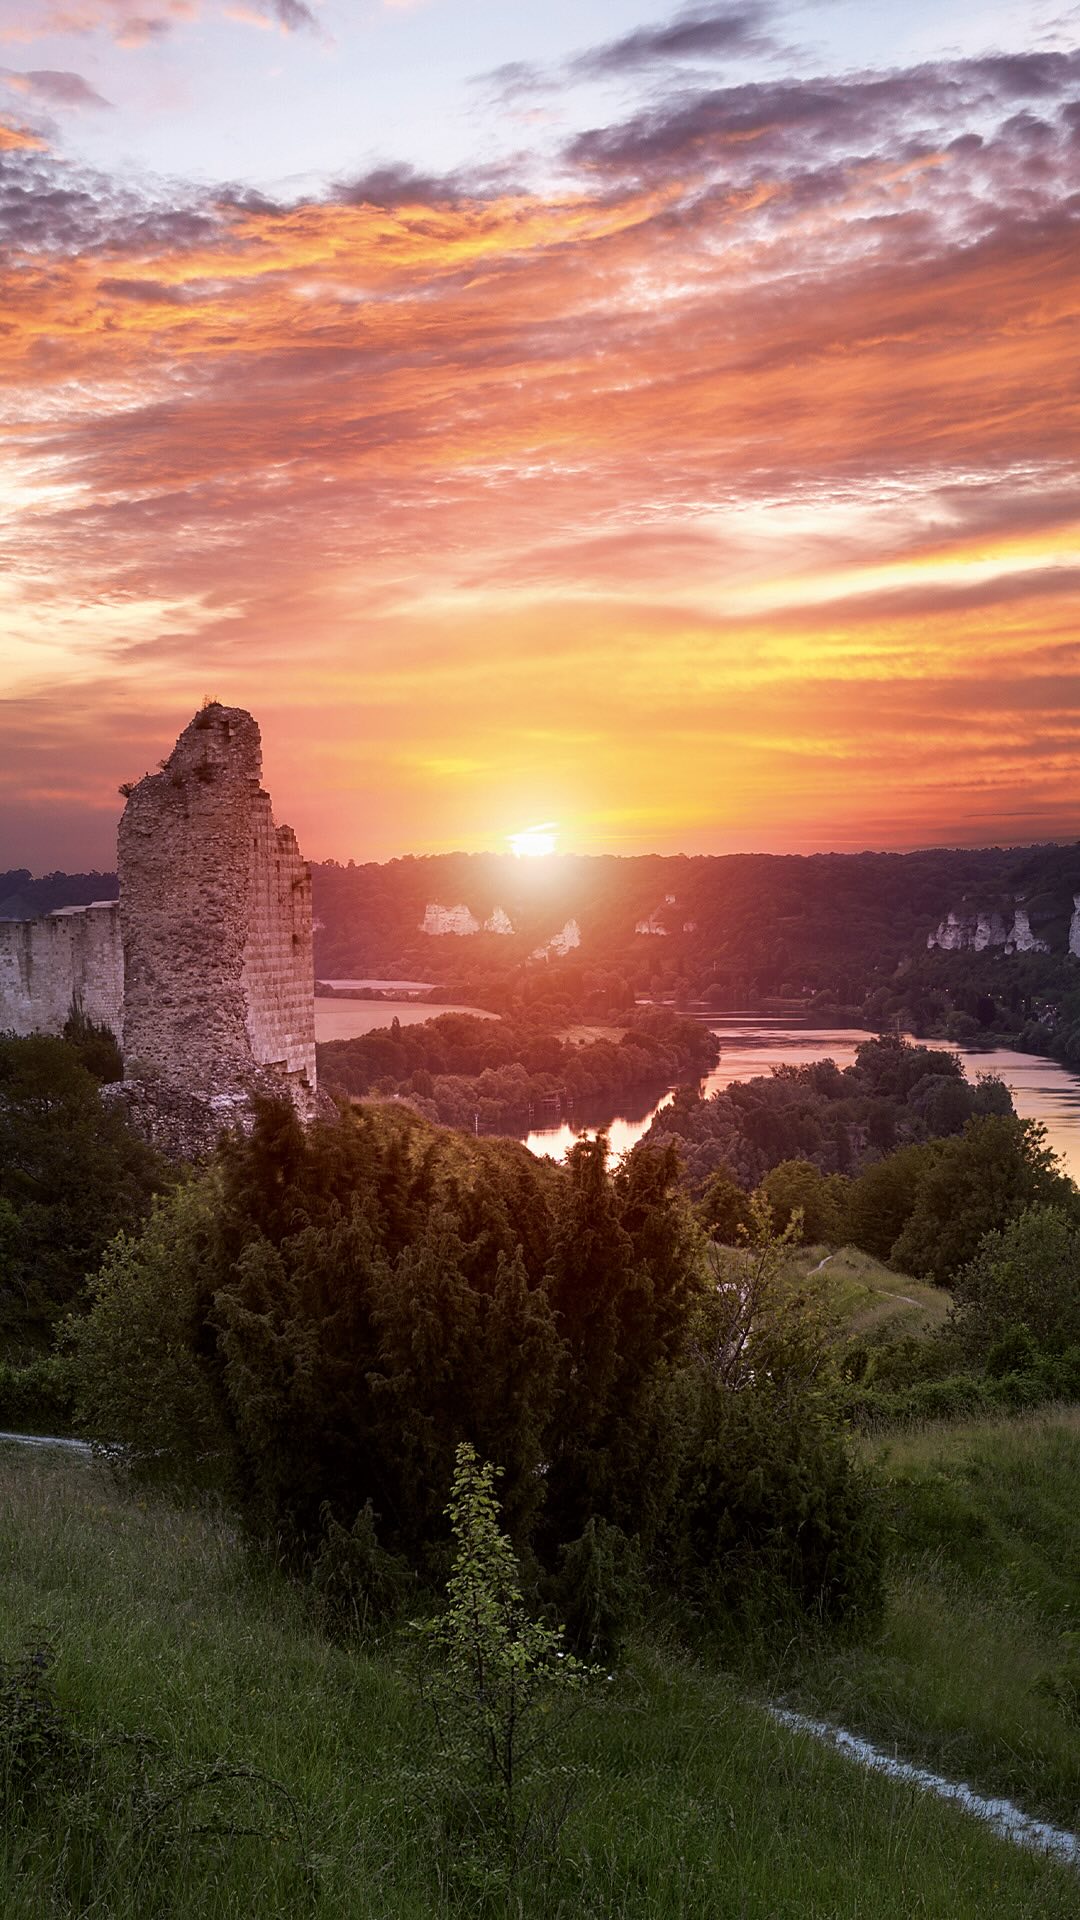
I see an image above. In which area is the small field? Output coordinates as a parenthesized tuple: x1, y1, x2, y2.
(557, 1025, 630, 1046)
(1, 1434, 1078, 1918)
(313, 999, 496, 1042)
(792, 1245, 951, 1342)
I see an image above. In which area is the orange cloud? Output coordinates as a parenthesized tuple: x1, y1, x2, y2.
(0, 46, 1078, 867)
(0, 114, 42, 145)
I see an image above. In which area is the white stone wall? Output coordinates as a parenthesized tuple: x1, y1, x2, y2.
(0, 903, 122, 1039)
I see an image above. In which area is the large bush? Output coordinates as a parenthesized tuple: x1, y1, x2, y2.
(665, 1203, 882, 1632)
(890, 1115, 1078, 1284)
(71, 1099, 881, 1636)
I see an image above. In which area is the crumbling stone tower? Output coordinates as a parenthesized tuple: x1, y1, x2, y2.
(118, 703, 316, 1122)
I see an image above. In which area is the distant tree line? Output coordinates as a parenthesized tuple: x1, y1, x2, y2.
(14, 854, 1080, 1064)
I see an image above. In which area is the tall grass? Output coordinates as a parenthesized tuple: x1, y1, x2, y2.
(781, 1407, 1080, 1829)
(2, 1441, 1077, 1917)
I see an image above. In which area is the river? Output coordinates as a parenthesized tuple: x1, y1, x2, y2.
(313, 998, 1080, 1182)
(522, 1017, 1080, 1182)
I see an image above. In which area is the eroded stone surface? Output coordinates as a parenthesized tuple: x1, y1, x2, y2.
(927, 905, 1049, 956)
(118, 703, 316, 1122)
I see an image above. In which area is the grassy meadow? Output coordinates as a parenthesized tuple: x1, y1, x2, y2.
(779, 1407, 1080, 1831)
(795, 1245, 952, 1343)
(2, 1422, 1078, 1920)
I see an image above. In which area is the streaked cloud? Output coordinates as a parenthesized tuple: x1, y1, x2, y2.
(0, 24, 1077, 864)
(571, 5, 777, 78)
(0, 113, 43, 145)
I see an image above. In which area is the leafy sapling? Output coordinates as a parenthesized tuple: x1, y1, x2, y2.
(413, 1442, 600, 1897)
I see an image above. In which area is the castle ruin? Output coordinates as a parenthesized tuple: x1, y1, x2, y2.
(0, 900, 122, 1040)
(0, 703, 317, 1147)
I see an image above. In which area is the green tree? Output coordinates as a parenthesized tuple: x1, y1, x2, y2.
(544, 1138, 701, 1553)
(949, 1206, 1080, 1359)
(758, 1159, 848, 1245)
(68, 1173, 231, 1486)
(697, 1165, 753, 1243)
(891, 1115, 1078, 1285)
(845, 1142, 939, 1262)
(0, 1034, 167, 1346)
(413, 1443, 595, 1895)
(666, 1194, 882, 1630)
(61, 1002, 122, 1084)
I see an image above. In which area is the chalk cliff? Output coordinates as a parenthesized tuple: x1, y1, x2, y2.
(419, 902, 515, 935)
(927, 905, 1050, 955)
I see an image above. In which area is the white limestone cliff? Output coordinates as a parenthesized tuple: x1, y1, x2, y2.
(531, 918, 581, 959)
(927, 905, 1048, 955)
(420, 902, 514, 936)
(420, 902, 481, 936)
(1006, 908, 1048, 955)
(927, 910, 1008, 952)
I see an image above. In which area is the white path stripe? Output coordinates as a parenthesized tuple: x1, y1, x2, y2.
(0, 1429, 93, 1456)
(770, 1706, 1080, 1868)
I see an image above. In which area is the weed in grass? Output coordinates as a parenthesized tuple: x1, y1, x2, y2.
(0, 1641, 81, 1813)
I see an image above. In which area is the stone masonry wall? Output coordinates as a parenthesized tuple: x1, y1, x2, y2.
(118, 703, 316, 1117)
(0, 902, 122, 1039)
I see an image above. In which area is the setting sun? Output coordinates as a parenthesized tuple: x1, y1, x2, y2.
(507, 823, 558, 858)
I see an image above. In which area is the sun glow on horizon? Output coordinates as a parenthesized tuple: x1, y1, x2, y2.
(507, 822, 558, 858)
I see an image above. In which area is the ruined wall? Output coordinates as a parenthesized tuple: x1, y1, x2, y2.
(0, 902, 122, 1039)
(118, 703, 316, 1117)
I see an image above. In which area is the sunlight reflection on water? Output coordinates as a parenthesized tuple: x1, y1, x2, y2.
(523, 1019, 1080, 1180)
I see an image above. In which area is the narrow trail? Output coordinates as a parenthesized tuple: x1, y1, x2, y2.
(807, 1251, 922, 1308)
(870, 1285, 922, 1307)
(0, 1429, 93, 1456)
(769, 1707, 1080, 1869)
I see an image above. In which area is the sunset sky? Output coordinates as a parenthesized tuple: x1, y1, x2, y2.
(1, 0, 1077, 870)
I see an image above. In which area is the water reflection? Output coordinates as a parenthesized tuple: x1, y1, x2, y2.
(523, 1018, 1080, 1183)
(523, 1089, 678, 1163)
